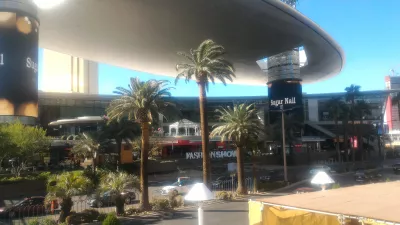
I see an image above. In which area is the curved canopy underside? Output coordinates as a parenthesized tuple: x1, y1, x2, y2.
(38, 0, 345, 85)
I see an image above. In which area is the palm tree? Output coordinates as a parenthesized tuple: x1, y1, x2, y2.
(106, 77, 173, 210)
(210, 103, 263, 194)
(99, 172, 140, 215)
(176, 39, 235, 186)
(326, 98, 345, 163)
(71, 132, 103, 173)
(46, 172, 91, 222)
(102, 117, 141, 169)
(345, 84, 361, 163)
(340, 103, 351, 162)
(354, 100, 372, 161)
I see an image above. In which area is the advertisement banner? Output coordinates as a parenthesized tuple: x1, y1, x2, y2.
(268, 79, 303, 111)
(0, 12, 39, 118)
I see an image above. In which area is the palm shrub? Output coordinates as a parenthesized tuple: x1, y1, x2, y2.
(102, 213, 121, 225)
(210, 103, 264, 194)
(71, 132, 103, 173)
(106, 77, 173, 210)
(176, 39, 235, 186)
(46, 172, 92, 222)
(99, 172, 140, 215)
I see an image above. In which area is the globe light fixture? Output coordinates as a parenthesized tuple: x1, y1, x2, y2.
(33, 0, 66, 10)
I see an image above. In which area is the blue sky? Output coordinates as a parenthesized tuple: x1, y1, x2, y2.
(39, 0, 400, 97)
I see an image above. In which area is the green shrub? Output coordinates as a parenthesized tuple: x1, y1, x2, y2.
(386, 178, 391, 182)
(28, 218, 40, 225)
(174, 195, 185, 208)
(81, 209, 100, 222)
(65, 210, 100, 224)
(125, 207, 143, 215)
(41, 218, 58, 225)
(331, 183, 341, 189)
(38, 172, 52, 180)
(215, 191, 233, 201)
(258, 181, 287, 192)
(102, 213, 121, 225)
(150, 198, 171, 211)
(97, 213, 108, 222)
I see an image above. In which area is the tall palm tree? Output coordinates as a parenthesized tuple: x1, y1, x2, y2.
(106, 77, 173, 210)
(345, 84, 361, 163)
(326, 98, 345, 163)
(210, 103, 263, 194)
(102, 118, 141, 169)
(354, 100, 372, 161)
(99, 172, 140, 215)
(176, 39, 235, 186)
(46, 172, 91, 222)
(71, 132, 103, 173)
(340, 103, 350, 162)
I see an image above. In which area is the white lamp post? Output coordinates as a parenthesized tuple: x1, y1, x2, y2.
(185, 183, 214, 225)
(311, 171, 335, 190)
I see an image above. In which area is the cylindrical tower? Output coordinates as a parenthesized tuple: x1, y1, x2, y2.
(0, 0, 39, 125)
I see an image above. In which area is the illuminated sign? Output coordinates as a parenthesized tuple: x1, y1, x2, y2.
(186, 150, 236, 159)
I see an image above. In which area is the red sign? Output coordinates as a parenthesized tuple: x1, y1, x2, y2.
(350, 136, 358, 149)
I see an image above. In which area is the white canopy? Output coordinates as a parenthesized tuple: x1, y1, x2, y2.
(311, 171, 335, 185)
(185, 183, 214, 202)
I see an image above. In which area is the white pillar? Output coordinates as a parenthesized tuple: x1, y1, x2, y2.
(198, 206, 204, 225)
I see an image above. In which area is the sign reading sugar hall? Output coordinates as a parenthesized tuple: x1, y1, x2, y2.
(268, 79, 303, 111)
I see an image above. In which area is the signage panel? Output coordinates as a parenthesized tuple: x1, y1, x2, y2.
(0, 12, 39, 118)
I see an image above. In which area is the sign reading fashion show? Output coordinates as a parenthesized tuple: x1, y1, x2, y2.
(0, 12, 39, 118)
(268, 79, 303, 111)
(186, 150, 236, 160)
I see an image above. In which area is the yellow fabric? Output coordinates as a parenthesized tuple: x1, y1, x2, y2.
(248, 201, 263, 225)
(261, 205, 341, 225)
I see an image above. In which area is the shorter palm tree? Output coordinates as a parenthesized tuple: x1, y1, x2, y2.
(46, 172, 91, 222)
(102, 118, 141, 168)
(71, 132, 102, 172)
(326, 98, 345, 163)
(210, 103, 264, 194)
(99, 172, 140, 215)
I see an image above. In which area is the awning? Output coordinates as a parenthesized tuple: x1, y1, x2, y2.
(252, 182, 400, 224)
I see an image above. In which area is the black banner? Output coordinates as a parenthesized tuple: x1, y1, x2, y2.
(0, 12, 39, 118)
(268, 79, 303, 111)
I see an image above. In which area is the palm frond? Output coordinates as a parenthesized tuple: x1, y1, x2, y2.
(176, 39, 235, 91)
(210, 103, 264, 146)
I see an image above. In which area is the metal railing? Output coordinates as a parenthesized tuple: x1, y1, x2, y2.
(0, 195, 138, 225)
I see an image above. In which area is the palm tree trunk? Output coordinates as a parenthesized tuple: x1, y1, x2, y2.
(251, 154, 258, 193)
(236, 146, 246, 195)
(93, 154, 97, 173)
(351, 102, 356, 164)
(198, 81, 210, 187)
(334, 118, 341, 163)
(115, 195, 124, 215)
(59, 197, 73, 223)
(139, 122, 151, 210)
(116, 138, 122, 170)
(343, 120, 349, 162)
(359, 117, 364, 162)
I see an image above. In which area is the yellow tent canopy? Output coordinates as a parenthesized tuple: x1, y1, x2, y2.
(249, 182, 400, 225)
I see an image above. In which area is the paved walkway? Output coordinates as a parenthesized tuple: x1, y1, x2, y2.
(120, 200, 251, 225)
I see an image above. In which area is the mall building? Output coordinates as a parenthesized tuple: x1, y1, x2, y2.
(39, 86, 396, 164)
